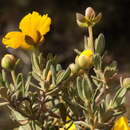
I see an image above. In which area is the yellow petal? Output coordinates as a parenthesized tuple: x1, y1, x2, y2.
(60, 117, 77, 130)
(19, 11, 42, 43)
(65, 122, 77, 130)
(78, 49, 93, 69)
(38, 14, 51, 35)
(19, 11, 51, 43)
(113, 116, 130, 130)
(80, 49, 93, 57)
(2, 32, 32, 49)
(64, 117, 77, 130)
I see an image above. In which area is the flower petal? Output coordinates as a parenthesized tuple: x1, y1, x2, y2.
(19, 11, 42, 43)
(113, 116, 130, 130)
(64, 117, 77, 130)
(38, 14, 51, 35)
(80, 49, 93, 57)
(2, 32, 32, 49)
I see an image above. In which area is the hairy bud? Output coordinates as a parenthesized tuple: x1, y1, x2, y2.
(78, 50, 93, 69)
(1, 54, 16, 71)
(85, 7, 95, 19)
(69, 63, 79, 74)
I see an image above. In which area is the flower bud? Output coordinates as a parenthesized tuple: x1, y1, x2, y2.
(1, 54, 16, 71)
(78, 50, 93, 69)
(69, 63, 79, 74)
(76, 13, 88, 28)
(85, 7, 95, 19)
(123, 78, 130, 88)
(76, 7, 102, 28)
(75, 56, 80, 65)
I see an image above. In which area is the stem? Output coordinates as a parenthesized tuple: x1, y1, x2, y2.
(33, 121, 36, 130)
(11, 70, 16, 87)
(88, 26, 94, 52)
(95, 86, 107, 104)
(30, 121, 34, 130)
(30, 121, 36, 130)
(33, 46, 40, 55)
(75, 121, 91, 128)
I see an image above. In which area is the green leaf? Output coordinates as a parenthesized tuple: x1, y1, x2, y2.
(92, 87, 100, 103)
(0, 102, 9, 107)
(8, 106, 28, 121)
(14, 58, 21, 69)
(38, 53, 45, 70)
(31, 53, 41, 74)
(112, 87, 127, 107)
(82, 78, 92, 101)
(104, 61, 117, 79)
(93, 54, 102, 70)
(105, 94, 111, 108)
(25, 73, 32, 96)
(16, 73, 23, 85)
(82, 78, 87, 99)
(43, 60, 52, 80)
(95, 33, 105, 55)
(76, 77, 84, 101)
(92, 76, 102, 88)
(84, 74, 92, 92)
(56, 70, 65, 83)
(56, 67, 71, 85)
(56, 64, 62, 72)
(50, 65, 56, 86)
(32, 72, 41, 81)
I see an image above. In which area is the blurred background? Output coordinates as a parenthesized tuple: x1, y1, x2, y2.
(0, 0, 130, 129)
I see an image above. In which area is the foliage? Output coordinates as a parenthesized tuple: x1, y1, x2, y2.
(0, 7, 129, 130)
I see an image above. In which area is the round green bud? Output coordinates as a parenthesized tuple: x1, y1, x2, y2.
(69, 63, 79, 74)
(1, 54, 16, 71)
(123, 78, 130, 88)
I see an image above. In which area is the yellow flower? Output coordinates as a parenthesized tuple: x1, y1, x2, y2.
(112, 116, 130, 130)
(77, 49, 93, 69)
(2, 11, 51, 49)
(80, 49, 93, 57)
(60, 117, 77, 130)
(2, 32, 31, 49)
